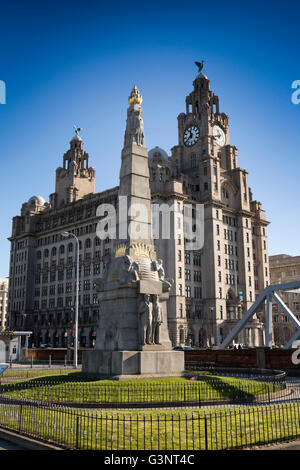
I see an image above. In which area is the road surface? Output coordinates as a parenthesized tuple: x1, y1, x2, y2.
(0, 438, 26, 450)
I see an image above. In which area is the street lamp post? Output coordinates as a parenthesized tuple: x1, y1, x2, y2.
(61, 231, 79, 368)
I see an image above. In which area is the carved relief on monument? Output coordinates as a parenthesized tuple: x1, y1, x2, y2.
(137, 293, 163, 346)
(151, 258, 174, 292)
(120, 255, 139, 285)
(138, 294, 153, 346)
(151, 294, 163, 345)
(124, 85, 145, 147)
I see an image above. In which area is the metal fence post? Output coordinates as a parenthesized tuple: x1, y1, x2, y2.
(204, 415, 208, 450)
(19, 404, 23, 432)
(76, 415, 80, 449)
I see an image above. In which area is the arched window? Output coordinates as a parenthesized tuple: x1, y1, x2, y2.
(44, 249, 49, 258)
(85, 238, 91, 249)
(51, 247, 57, 257)
(37, 250, 42, 260)
(59, 245, 65, 255)
(222, 188, 229, 199)
(68, 242, 73, 252)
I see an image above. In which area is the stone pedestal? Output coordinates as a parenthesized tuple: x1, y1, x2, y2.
(82, 349, 184, 378)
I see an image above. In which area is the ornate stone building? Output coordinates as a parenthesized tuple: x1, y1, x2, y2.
(8, 133, 118, 349)
(148, 70, 269, 347)
(7, 68, 270, 349)
(269, 254, 300, 346)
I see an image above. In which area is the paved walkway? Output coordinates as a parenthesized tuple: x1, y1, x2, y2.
(0, 439, 25, 450)
(0, 362, 77, 370)
(246, 439, 300, 450)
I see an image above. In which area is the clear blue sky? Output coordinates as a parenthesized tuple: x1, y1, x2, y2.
(0, 0, 299, 276)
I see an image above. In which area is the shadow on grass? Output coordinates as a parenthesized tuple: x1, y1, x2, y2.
(194, 374, 267, 402)
(0, 372, 98, 394)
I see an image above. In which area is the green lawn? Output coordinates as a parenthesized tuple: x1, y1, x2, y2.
(0, 373, 280, 404)
(0, 371, 292, 450)
(0, 400, 299, 450)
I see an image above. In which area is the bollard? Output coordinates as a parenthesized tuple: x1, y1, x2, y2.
(49, 354, 52, 368)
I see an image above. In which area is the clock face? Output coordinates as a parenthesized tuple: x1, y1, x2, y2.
(213, 125, 225, 146)
(183, 125, 200, 147)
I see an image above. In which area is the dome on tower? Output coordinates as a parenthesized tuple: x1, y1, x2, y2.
(197, 72, 208, 80)
(28, 195, 46, 206)
(148, 146, 169, 160)
(71, 133, 82, 142)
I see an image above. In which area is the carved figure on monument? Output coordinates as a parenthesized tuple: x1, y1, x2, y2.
(135, 113, 145, 146)
(126, 108, 145, 146)
(151, 258, 173, 291)
(151, 295, 163, 345)
(138, 294, 153, 345)
(124, 85, 145, 147)
(120, 255, 139, 285)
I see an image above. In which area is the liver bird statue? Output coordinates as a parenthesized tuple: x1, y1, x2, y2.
(195, 60, 204, 74)
(73, 125, 82, 136)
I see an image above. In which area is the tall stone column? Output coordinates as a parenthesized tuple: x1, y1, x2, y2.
(82, 86, 184, 377)
(117, 85, 153, 249)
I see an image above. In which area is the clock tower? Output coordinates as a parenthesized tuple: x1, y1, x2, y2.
(171, 67, 231, 181)
(156, 64, 270, 348)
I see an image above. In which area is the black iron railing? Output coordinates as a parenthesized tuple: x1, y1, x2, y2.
(0, 397, 300, 450)
(0, 376, 287, 407)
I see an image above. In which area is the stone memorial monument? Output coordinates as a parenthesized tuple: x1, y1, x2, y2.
(82, 85, 184, 377)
